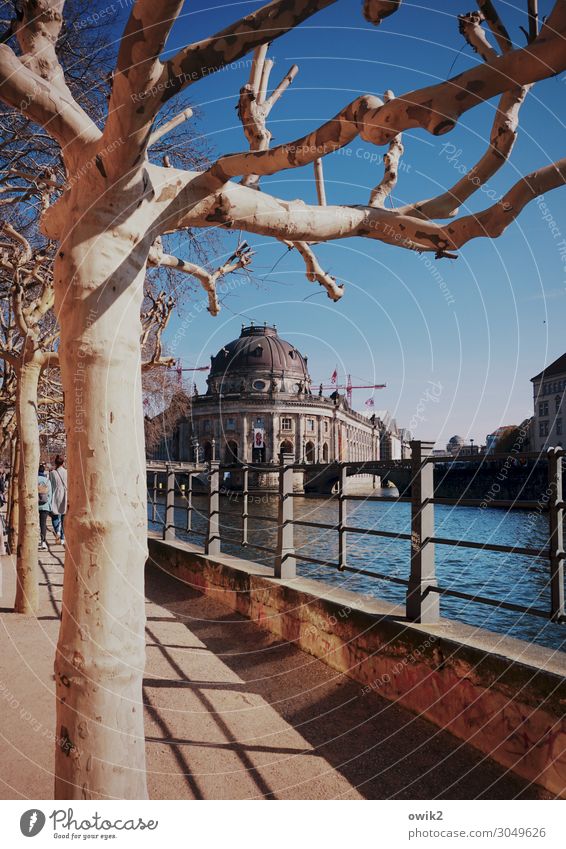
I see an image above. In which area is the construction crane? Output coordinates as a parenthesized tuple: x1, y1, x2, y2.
(174, 360, 210, 384)
(319, 374, 386, 407)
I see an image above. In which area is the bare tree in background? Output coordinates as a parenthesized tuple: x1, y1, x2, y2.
(0, 222, 59, 613)
(0, 0, 565, 799)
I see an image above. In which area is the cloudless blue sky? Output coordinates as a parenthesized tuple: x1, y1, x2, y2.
(130, 1, 565, 446)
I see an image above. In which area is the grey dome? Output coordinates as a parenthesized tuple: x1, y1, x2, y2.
(207, 325, 310, 395)
(448, 435, 465, 445)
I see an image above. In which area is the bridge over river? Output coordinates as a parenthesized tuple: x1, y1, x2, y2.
(149, 448, 554, 504)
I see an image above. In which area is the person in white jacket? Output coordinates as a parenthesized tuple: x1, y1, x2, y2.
(50, 455, 67, 545)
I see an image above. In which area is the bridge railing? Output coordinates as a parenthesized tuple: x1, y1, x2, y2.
(147, 441, 565, 625)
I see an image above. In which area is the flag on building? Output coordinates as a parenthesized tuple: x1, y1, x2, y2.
(365, 398, 375, 408)
(330, 368, 338, 385)
(253, 428, 265, 449)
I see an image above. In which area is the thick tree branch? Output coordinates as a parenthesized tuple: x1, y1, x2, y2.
(147, 239, 253, 316)
(286, 241, 344, 301)
(398, 5, 532, 220)
(102, 1, 184, 166)
(38, 349, 59, 368)
(528, 0, 540, 41)
(0, 44, 99, 149)
(140, 289, 175, 370)
(237, 45, 299, 189)
(370, 90, 404, 207)
(148, 107, 193, 148)
(476, 0, 512, 52)
(160, 0, 336, 100)
(234, 44, 341, 302)
(206, 25, 566, 182)
(0, 349, 19, 368)
(101, 0, 336, 171)
(458, 11, 499, 62)
(398, 85, 529, 219)
(16, 1, 69, 92)
(396, 5, 532, 220)
(444, 157, 566, 247)
(314, 157, 327, 205)
(158, 150, 566, 257)
(363, 1, 403, 26)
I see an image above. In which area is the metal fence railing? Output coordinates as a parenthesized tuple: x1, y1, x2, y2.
(147, 441, 565, 626)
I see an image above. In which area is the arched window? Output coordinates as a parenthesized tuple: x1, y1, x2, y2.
(305, 441, 315, 463)
(203, 441, 213, 463)
(322, 443, 329, 463)
(280, 439, 294, 459)
(225, 440, 238, 463)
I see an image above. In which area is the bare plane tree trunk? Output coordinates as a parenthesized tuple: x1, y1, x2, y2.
(14, 356, 41, 613)
(7, 432, 20, 553)
(53, 209, 148, 799)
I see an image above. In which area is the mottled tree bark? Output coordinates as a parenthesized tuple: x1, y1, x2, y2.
(14, 355, 42, 614)
(53, 192, 148, 799)
(7, 431, 20, 553)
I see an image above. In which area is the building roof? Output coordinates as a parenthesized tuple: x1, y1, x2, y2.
(207, 324, 310, 394)
(531, 353, 566, 382)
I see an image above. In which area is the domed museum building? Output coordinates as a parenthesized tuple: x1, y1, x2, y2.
(172, 323, 381, 467)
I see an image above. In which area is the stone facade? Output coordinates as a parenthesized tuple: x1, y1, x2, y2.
(162, 324, 384, 465)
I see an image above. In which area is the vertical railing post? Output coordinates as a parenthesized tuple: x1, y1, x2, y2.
(163, 465, 176, 541)
(205, 461, 221, 555)
(548, 447, 565, 621)
(338, 464, 348, 571)
(275, 452, 296, 579)
(185, 473, 193, 533)
(406, 440, 439, 623)
(242, 465, 249, 546)
(152, 472, 158, 522)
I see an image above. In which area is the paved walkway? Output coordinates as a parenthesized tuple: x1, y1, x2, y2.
(0, 536, 553, 800)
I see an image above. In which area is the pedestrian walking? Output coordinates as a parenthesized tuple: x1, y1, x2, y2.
(50, 455, 67, 545)
(0, 510, 6, 556)
(38, 464, 52, 550)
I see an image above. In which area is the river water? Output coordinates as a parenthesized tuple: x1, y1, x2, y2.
(148, 488, 566, 652)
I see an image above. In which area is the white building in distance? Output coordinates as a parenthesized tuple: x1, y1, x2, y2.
(531, 353, 566, 451)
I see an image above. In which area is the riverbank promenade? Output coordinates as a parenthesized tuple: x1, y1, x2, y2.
(0, 535, 554, 800)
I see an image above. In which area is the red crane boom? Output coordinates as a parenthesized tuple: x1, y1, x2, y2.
(319, 374, 386, 405)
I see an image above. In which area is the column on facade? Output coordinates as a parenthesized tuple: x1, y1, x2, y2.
(241, 413, 249, 463)
(271, 409, 277, 463)
(298, 414, 304, 463)
(318, 416, 324, 463)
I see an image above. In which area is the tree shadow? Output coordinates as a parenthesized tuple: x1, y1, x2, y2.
(38, 559, 62, 620)
(144, 563, 549, 800)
